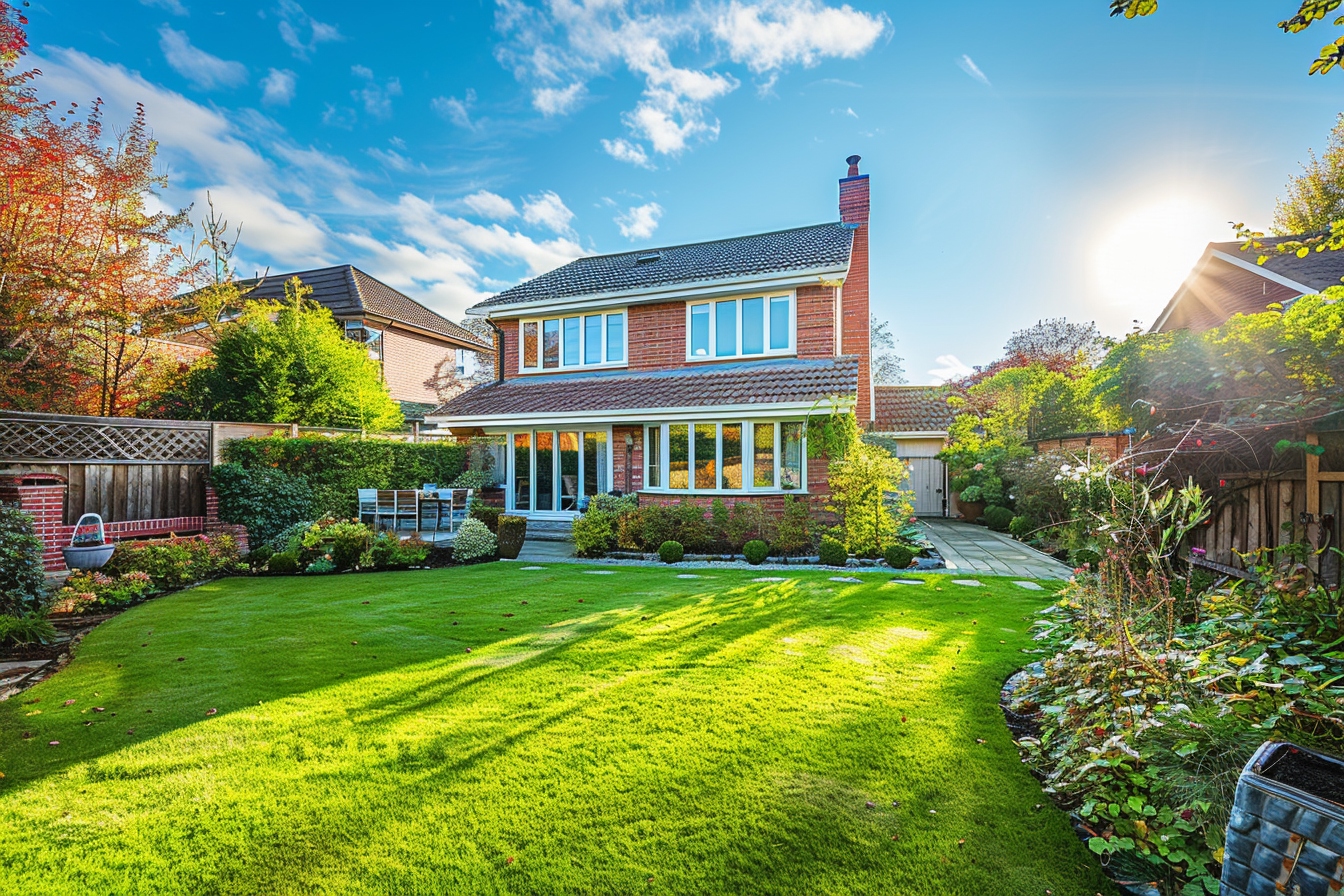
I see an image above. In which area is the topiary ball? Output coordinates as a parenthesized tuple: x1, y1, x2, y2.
(742, 539, 769, 565)
(268, 551, 299, 574)
(818, 536, 848, 567)
(884, 544, 915, 570)
(658, 540, 684, 564)
(982, 505, 1014, 532)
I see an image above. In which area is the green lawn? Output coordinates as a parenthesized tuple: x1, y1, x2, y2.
(0, 566, 1113, 895)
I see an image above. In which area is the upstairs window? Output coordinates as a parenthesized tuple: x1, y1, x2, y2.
(687, 294, 793, 360)
(344, 321, 383, 362)
(520, 310, 627, 372)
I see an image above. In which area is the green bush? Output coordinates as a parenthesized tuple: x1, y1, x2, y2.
(0, 613, 56, 647)
(247, 544, 275, 567)
(773, 495, 813, 556)
(884, 544, 915, 569)
(1008, 515, 1032, 538)
(453, 518, 497, 564)
(818, 536, 848, 567)
(210, 463, 314, 547)
(742, 540, 769, 565)
(658, 540, 683, 564)
(365, 532, 430, 570)
(289, 519, 373, 571)
(468, 498, 502, 535)
(573, 509, 617, 558)
(589, 493, 637, 515)
(268, 551, 299, 574)
(674, 502, 711, 553)
(725, 501, 772, 551)
(305, 557, 336, 574)
(640, 504, 679, 552)
(982, 505, 1014, 532)
(0, 504, 47, 616)
(61, 570, 154, 608)
(497, 515, 526, 560)
(103, 534, 240, 589)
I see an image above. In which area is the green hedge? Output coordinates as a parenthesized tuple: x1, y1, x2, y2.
(221, 435, 468, 519)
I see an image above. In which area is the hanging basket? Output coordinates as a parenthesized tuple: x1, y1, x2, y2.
(62, 513, 115, 570)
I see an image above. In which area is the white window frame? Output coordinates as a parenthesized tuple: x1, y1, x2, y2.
(644, 420, 806, 494)
(500, 426, 615, 514)
(685, 292, 795, 362)
(518, 310, 628, 373)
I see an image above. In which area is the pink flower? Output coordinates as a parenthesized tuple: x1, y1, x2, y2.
(973, 463, 984, 471)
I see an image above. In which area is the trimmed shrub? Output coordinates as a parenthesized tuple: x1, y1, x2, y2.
(674, 502, 711, 553)
(61, 570, 154, 608)
(305, 557, 336, 574)
(615, 510, 644, 551)
(640, 504, 679, 552)
(104, 534, 240, 589)
(743, 540, 769, 565)
(268, 551, 299, 574)
(0, 613, 57, 647)
(773, 495, 813, 556)
(497, 515, 527, 560)
(658, 540, 684, 564)
(469, 498, 502, 535)
(367, 532, 430, 570)
(0, 505, 47, 616)
(725, 501, 772, 551)
(573, 510, 617, 558)
(982, 505, 1014, 532)
(818, 536, 848, 567)
(1009, 515, 1033, 538)
(247, 544, 275, 567)
(884, 544, 915, 570)
(210, 463, 313, 547)
(453, 518, 497, 564)
(589, 493, 637, 515)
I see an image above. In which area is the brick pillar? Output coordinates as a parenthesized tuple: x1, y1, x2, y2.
(0, 473, 69, 573)
(613, 425, 644, 495)
(204, 485, 250, 554)
(839, 155, 872, 426)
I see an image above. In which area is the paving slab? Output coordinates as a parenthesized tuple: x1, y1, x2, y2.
(918, 519, 1074, 580)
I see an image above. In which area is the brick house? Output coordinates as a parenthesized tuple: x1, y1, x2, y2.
(424, 156, 874, 520)
(1151, 237, 1344, 333)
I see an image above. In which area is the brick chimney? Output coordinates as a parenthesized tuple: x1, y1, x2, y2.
(838, 154, 872, 425)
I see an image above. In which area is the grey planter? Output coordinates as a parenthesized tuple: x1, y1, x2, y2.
(1221, 741, 1344, 895)
(62, 543, 115, 570)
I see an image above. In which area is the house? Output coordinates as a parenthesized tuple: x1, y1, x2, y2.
(1152, 237, 1344, 333)
(423, 156, 874, 519)
(186, 265, 492, 414)
(871, 386, 955, 517)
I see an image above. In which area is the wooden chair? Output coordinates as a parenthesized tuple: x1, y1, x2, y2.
(357, 489, 377, 526)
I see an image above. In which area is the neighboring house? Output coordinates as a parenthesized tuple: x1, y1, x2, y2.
(184, 265, 492, 415)
(424, 156, 874, 520)
(1152, 237, 1344, 333)
(871, 386, 955, 517)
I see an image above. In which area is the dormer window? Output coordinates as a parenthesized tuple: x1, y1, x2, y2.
(520, 310, 627, 372)
(687, 293, 793, 361)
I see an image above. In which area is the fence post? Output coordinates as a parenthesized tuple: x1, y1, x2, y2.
(290, 423, 299, 439)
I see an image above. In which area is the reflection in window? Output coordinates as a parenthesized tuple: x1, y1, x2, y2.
(669, 424, 689, 489)
(344, 321, 383, 362)
(695, 424, 717, 489)
(715, 301, 736, 357)
(781, 422, 804, 490)
(513, 433, 531, 511)
(542, 319, 560, 369)
(535, 431, 554, 510)
(690, 304, 710, 357)
(741, 297, 763, 355)
(584, 315, 602, 364)
(583, 431, 607, 498)
(559, 431, 579, 510)
(522, 321, 538, 369)
(646, 425, 660, 489)
(721, 424, 742, 489)
(606, 313, 624, 362)
(753, 423, 775, 488)
(563, 318, 580, 366)
(770, 296, 790, 351)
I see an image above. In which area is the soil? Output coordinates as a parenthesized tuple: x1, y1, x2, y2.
(1260, 744, 1344, 807)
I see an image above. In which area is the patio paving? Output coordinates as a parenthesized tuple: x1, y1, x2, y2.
(917, 518, 1074, 580)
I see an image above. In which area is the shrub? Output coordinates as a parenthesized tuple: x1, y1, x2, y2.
(210, 463, 314, 547)
(640, 505, 679, 552)
(658, 540, 684, 564)
(0, 613, 56, 647)
(818, 536, 848, 567)
(725, 501, 772, 551)
(573, 509, 617, 558)
(773, 495, 813, 556)
(468, 498, 502, 534)
(589, 493, 637, 515)
(247, 544, 275, 568)
(0, 504, 47, 616)
(268, 551, 299, 574)
(742, 540, 769, 565)
(674, 502, 711, 553)
(825, 440, 911, 557)
(305, 556, 337, 574)
(1008, 515, 1032, 538)
(103, 534, 241, 589)
(367, 532, 430, 570)
(267, 520, 315, 554)
(453, 518, 497, 564)
(62, 570, 155, 608)
(884, 544, 915, 569)
(710, 499, 730, 550)
(982, 505, 1014, 532)
(298, 519, 373, 571)
(497, 515, 526, 560)
(615, 510, 644, 551)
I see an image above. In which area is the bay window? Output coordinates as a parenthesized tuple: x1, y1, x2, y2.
(520, 310, 627, 372)
(646, 421, 805, 493)
(686, 293, 793, 361)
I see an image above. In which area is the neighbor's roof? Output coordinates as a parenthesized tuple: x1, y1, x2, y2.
(238, 265, 491, 349)
(1207, 238, 1344, 293)
(468, 222, 854, 313)
(873, 386, 954, 433)
(429, 357, 859, 419)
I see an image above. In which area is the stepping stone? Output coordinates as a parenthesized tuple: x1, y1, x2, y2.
(584, 570, 616, 575)
(676, 574, 702, 579)
(951, 579, 983, 587)
(1013, 581, 1044, 590)
(520, 566, 546, 571)
(753, 577, 788, 582)
(887, 578, 924, 585)
(829, 576, 863, 583)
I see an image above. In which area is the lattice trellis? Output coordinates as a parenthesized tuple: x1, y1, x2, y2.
(0, 417, 210, 463)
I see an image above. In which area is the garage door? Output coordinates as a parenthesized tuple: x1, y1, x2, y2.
(901, 457, 946, 517)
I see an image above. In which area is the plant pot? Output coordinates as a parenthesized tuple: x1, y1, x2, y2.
(63, 543, 115, 570)
(959, 501, 986, 523)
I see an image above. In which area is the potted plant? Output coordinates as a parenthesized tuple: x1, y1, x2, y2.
(62, 513, 116, 570)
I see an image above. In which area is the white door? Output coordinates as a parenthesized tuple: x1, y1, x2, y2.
(902, 457, 946, 517)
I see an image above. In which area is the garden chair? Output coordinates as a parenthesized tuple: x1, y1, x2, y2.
(447, 488, 473, 532)
(357, 489, 377, 526)
(393, 490, 419, 532)
(374, 490, 398, 531)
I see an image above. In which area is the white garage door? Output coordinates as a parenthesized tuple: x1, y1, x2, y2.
(901, 457, 947, 517)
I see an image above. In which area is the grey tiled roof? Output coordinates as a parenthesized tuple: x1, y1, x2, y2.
(1211, 238, 1344, 293)
(469, 222, 854, 312)
(237, 265, 491, 349)
(429, 357, 859, 419)
(873, 386, 954, 432)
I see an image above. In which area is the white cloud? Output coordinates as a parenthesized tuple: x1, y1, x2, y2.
(957, 54, 991, 87)
(601, 137, 653, 168)
(277, 0, 341, 60)
(157, 26, 248, 90)
(615, 202, 663, 240)
(928, 354, 973, 384)
(351, 66, 401, 119)
(321, 103, 356, 129)
(260, 68, 296, 106)
(712, 0, 889, 73)
(141, 0, 188, 15)
(463, 191, 518, 221)
(431, 89, 476, 129)
(533, 82, 585, 116)
(522, 191, 575, 235)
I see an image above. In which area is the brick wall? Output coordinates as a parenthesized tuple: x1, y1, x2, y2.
(612, 424, 645, 493)
(500, 319, 520, 379)
(382, 326, 454, 404)
(1032, 434, 1130, 459)
(796, 284, 838, 359)
(628, 302, 687, 370)
(636, 452, 831, 522)
(839, 169, 872, 424)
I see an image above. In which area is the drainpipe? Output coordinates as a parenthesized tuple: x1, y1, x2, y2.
(486, 319, 505, 384)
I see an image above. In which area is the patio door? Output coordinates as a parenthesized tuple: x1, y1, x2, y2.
(509, 429, 609, 516)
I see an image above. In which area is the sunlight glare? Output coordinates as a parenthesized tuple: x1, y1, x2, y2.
(1092, 197, 1227, 312)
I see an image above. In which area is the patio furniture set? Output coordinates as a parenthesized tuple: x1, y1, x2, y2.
(357, 488, 474, 534)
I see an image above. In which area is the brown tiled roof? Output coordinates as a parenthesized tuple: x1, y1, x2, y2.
(429, 357, 859, 419)
(1209, 238, 1344, 293)
(236, 265, 491, 349)
(874, 386, 954, 432)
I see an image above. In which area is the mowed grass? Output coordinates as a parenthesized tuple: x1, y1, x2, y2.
(0, 565, 1113, 895)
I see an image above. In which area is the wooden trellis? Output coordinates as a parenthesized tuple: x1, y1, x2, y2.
(0, 412, 210, 464)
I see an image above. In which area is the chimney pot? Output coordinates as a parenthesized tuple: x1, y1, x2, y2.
(846, 154, 861, 176)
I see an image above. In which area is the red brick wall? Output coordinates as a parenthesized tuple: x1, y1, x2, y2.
(628, 302, 686, 370)
(1032, 434, 1130, 459)
(500, 319, 520, 379)
(839, 172, 871, 424)
(636, 452, 831, 519)
(382, 326, 454, 404)
(612, 424, 645, 493)
(796, 284, 838, 358)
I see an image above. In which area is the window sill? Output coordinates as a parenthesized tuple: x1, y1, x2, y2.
(638, 488, 809, 497)
(683, 352, 796, 364)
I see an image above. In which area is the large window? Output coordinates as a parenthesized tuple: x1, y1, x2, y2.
(646, 421, 805, 493)
(343, 321, 383, 362)
(686, 294, 792, 361)
(520, 310, 627, 372)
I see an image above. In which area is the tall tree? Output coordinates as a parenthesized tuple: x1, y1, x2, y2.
(1273, 113, 1344, 235)
(870, 316, 907, 386)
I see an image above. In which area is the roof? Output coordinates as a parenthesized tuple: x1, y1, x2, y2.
(1207, 238, 1344, 293)
(428, 357, 859, 419)
(873, 386, 954, 433)
(237, 265, 491, 349)
(469, 222, 854, 313)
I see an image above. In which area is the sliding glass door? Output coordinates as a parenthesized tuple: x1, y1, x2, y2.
(508, 428, 610, 514)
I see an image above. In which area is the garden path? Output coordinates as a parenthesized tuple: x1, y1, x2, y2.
(918, 519, 1074, 580)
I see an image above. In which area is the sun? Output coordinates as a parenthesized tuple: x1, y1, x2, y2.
(1092, 197, 1229, 314)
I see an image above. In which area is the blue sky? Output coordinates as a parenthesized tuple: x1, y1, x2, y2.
(24, 1, 1344, 382)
